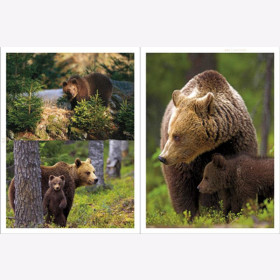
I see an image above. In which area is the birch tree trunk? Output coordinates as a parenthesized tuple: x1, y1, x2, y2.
(260, 53, 274, 156)
(14, 140, 44, 227)
(121, 140, 129, 158)
(88, 141, 105, 186)
(106, 140, 122, 178)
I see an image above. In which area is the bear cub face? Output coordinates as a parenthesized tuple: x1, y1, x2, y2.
(197, 154, 227, 194)
(49, 175, 65, 191)
(63, 78, 79, 102)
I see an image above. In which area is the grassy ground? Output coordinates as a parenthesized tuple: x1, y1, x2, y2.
(6, 141, 134, 228)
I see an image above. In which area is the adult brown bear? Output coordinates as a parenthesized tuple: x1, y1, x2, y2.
(158, 70, 258, 218)
(9, 158, 98, 221)
(63, 73, 113, 110)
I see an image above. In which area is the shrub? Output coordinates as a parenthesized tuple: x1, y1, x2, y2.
(7, 93, 43, 132)
(117, 98, 134, 139)
(71, 95, 113, 136)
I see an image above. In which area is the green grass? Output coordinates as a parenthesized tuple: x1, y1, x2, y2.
(146, 185, 274, 228)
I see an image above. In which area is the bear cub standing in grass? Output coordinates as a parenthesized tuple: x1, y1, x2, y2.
(63, 72, 113, 110)
(197, 154, 274, 216)
(43, 175, 67, 227)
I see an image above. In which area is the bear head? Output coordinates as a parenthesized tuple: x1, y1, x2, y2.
(49, 175, 65, 191)
(63, 76, 80, 101)
(75, 158, 98, 186)
(197, 154, 227, 194)
(159, 90, 218, 165)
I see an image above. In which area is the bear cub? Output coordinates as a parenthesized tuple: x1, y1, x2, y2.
(197, 154, 274, 216)
(63, 72, 113, 110)
(43, 175, 67, 227)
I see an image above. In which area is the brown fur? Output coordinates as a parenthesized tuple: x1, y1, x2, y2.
(197, 154, 274, 215)
(63, 72, 113, 110)
(9, 158, 98, 222)
(159, 70, 258, 217)
(43, 175, 67, 227)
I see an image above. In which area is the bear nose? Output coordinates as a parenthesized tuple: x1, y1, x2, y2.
(94, 178, 98, 184)
(158, 156, 166, 164)
(197, 186, 200, 190)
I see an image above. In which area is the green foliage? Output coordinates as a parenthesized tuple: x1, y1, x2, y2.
(7, 93, 43, 132)
(31, 53, 72, 89)
(66, 175, 134, 228)
(39, 141, 70, 166)
(71, 95, 113, 137)
(99, 53, 134, 82)
(116, 98, 134, 139)
(146, 197, 274, 228)
(6, 53, 45, 133)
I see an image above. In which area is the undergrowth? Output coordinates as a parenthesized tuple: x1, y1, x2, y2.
(146, 193, 274, 228)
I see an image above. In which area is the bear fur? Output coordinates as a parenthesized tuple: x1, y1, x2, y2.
(63, 72, 113, 110)
(159, 70, 258, 217)
(9, 158, 98, 222)
(43, 175, 67, 227)
(197, 154, 274, 216)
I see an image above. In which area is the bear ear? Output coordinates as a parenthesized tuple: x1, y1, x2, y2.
(75, 158, 82, 168)
(172, 90, 184, 107)
(212, 154, 226, 169)
(86, 158, 92, 164)
(72, 78, 77, 84)
(60, 175, 65, 181)
(195, 92, 214, 115)
(49, 175, 55, 181)
(63, 81, 67, 87)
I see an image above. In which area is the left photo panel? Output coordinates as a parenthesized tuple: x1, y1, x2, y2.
(1, 48, 140, 233)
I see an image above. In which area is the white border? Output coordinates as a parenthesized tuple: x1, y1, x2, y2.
(141, 47, 279, 234)
(1, 47, 140, 234)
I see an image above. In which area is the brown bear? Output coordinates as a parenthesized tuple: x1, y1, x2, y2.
(158, 70, 258, 218)
(197, 154, 274, 216)
(63, 72, 113, 110)
(43, 175, 67, 227)
(9, 158, 98, 222)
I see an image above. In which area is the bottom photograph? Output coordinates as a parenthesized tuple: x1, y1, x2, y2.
(6, 140, 134, 228)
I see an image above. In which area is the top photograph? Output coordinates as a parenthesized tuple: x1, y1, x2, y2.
(6, 52, 134, 141)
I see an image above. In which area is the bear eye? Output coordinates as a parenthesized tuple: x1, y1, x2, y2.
(204, 176, 208, 180)
(86, 172, 90, 175)
(173, 135, 180, 141)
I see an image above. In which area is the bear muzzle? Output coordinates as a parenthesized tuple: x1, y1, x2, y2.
(158, 156, 167, 164)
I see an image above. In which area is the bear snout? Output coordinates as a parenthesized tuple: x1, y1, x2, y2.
(158, 156, 167, 164)
(94, 178, 98, 184)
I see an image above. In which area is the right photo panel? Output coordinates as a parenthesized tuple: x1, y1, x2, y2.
(144, 48, 278, 232)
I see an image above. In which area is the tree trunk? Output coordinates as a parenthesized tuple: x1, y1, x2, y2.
(186, 53, 217, 81)
(14, 140, 44, 227)
(88, 141, 105, 186)
(260, 54, 274, 156)
(121, 140, 129, 158)
(106, 140, 122, 178)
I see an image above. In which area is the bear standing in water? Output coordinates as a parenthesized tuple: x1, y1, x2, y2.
(63, 72, 113, 110)
(197, 154, 274, 216)
(43, 175, 67, 227)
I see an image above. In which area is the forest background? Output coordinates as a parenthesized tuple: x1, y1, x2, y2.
(146, 53, 274, 227)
